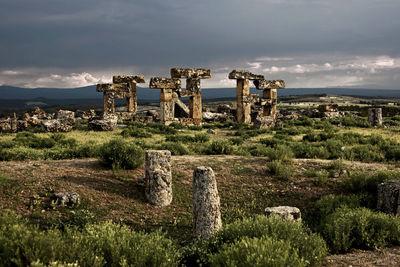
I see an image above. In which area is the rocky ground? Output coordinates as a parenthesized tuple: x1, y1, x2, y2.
(1, 156, 399, 265)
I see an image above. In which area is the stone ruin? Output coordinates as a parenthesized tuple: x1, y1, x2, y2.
(150, 68, 211, 125)
(317, 104, 344, 119)
(228, 70, 285, 128)
(97, 74, 146, 115)
(377, 180, 400, 216)
(368, 108, 383, 126)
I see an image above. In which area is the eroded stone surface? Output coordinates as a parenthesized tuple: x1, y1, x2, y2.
(253, 79, 285, 89)
(96, 83, 129, 93)
(113, 75, 145, 84)
(171, 68, 211, 79)
(265, 206, 301, 221)
(377, 180, 400, 216)
(40, 119, 73, 132)
(254, 116, 275, 129)
(145, 150, 172, 207)
(228, 70, 264, 80)
(368, 108, 383, 126)
(149, 77, 181, 89)
(54, 192, 80, 207)
(193, 166, 222, 239)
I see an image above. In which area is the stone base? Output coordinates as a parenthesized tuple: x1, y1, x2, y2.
(265, 206, 301, 221)
(377, 180, 400, 216)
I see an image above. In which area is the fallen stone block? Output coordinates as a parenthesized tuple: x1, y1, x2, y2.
(265, 206, 301, 221)
(54, 192, 80, 207)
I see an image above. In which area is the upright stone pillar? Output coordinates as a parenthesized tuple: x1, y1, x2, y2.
(113, 75, 146, 113)
(377, 180, 400, 216)
(96, 83, 129, 114)
(193, 166, 222, 239)
(145, 150, 172, 206)
(229, 70, 264, 124)
(149, 77, 181, 124)
(368, 108, 383, 126)
(253, 79, 285, 119)
(171, 68, 211, 126)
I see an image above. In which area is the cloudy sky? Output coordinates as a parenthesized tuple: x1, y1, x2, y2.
(0, 0, 399, 89)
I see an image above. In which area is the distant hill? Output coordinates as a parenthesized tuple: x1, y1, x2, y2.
(0, 85, 399, 108)
(1, 85, 399, 100)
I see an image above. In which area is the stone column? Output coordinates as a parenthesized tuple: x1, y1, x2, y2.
(229, 70, 264, 124)
(377, 180, 400, 216)
(149, 77, 181, 125)
(368, 108, 383, 126)
(237, 79, 251, 124)
(254, 79, 285, 120)
(113, 75, 146, 114)
(145, 150, 172, 207)
(193, 166, 222, 239)
(96, 83, 129, 115)
(188, 78, 202, 125)
(171, 68, 211, 126)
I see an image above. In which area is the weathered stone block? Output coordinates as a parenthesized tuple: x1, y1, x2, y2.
(265, 206, 301, 221)
(96, 83, 129, 92)
(40, 119, 73, 132)
(113, 75, 145, 84)
(171, 68, 211, 79)
(54, 192, 80, 207)
(56, 110, 75, 120)
(149, 77, 181, 89)
(368, 108, 383, 126)
(193, 166, 222, 239)
(254, 116, 275, 129)
(377, 180, 400, 216)
(229, 70, 264, 80)
(145, 150, 172, 207)
(253, 79, 285, 89)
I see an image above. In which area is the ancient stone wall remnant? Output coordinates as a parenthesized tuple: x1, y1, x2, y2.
(145, 150, 173, 206)
(149, 77, 181, 124)
(193, 166, 222, 239)
(368, 108, 383, 126)
(377, 180, 400, 216)
(171, 68, 211, 125)
(229, 70, 264, 124)
(96, 83, 129, 114)
(253, 79, 285, 120)
(113, 75, 145, 114)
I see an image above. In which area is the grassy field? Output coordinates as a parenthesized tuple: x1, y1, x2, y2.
(1, 113, 400, 266)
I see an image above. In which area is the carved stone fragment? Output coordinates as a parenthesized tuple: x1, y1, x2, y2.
(377, 180, 400, 216)
(368, 108, 383, 126)
(193, 166, 222, 239)
(145, 150, 172, 207)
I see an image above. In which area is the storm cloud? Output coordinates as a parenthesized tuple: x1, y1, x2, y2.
(0, 0, 399, 88)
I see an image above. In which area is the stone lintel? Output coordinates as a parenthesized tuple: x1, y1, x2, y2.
(254, 79, 285, 89)
(113, 75, 145, 84)
(228, 70, 264, 80)
(171, 68, 211, 79)
(149, 77, 181, 89)
(96, 83, 129, 93)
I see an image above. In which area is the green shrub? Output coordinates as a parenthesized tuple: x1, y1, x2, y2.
(291, 143, 329, 159)
(209, 236, 307, 267)
(321, 207, 400, 253)
(0, 213, 181, 267)
(205, 215, 328, 266)
(206, 140, 234, 155)
(386, 145, 400, 161)
(157, 142, 190, 155)
(99, 139, 144, 169)
(266, 160, 294, 181)
(329, 116, 370, 128)
(0, 146, 44, 161)
(229, 137, 244, 146)
(266, 145, 294, 161)
(51, 134, 78, 148)
(121, 126, 152, 138)
(315, 194, 360, 222)
(246, 144, 271, 157)
(165, 133, 210, 144)
(147, 123, 177, 135)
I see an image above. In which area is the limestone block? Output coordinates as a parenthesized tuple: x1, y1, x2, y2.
(377, 180, 400, 216)
(254, 116, 275, 129)
(96, 83, 129, 93)
(193, 166, 222, 239)
(54, 192, 80, 207)
(368, 108, 383, 126)
(0, 118, 11, 132)
(40, 119, 73, 132)
(265, 206, 301, 221)
(149, 77, 181, 89)
(145, 150, 172, 207)
(171, 68, 211, 79)
(113, 75, 145, 84)
(56, 110, 75, 120)
(253, 79, 285, 89)
(228, 70, 264, 80)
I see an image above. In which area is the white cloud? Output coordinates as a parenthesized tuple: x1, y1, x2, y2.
(26, 72, 109, 88)
(256, 56, 294, 62)
(247, 62, 262, 69)
(1, 70, 21, 75)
